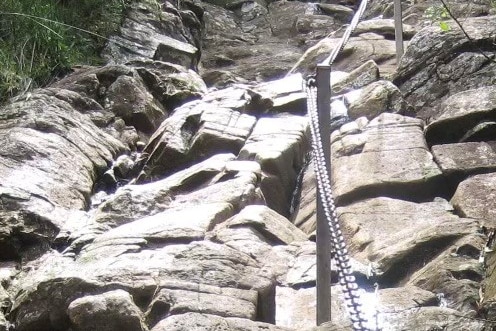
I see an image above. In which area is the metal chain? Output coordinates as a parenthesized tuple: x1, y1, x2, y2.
(305, 81, 370, 330)
(322, 0, 368, 66)
(303, 0, 371, 328)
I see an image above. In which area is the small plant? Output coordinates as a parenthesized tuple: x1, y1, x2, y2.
(424, 5, 451, 32)
(0, 0, 132, 103)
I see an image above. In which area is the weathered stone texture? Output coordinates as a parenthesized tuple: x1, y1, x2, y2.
(331, 113, 441, 204)
(451, 173, 496, 227)
(395, 16, 496, 120)
(3, 0, 496, 330)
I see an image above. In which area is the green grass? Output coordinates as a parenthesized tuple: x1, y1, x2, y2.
(0, 0, 132, 102)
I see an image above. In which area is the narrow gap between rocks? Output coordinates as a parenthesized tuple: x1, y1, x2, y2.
(426, 111, 496, 147)
(335, 175, 458, 207)
(256, 284, 276, 324)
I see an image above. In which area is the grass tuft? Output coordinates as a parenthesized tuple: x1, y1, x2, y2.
(0, 0, 132, 102)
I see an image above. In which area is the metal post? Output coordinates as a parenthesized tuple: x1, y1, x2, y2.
(393, 0, 404, 64)
(316, 64, 332, 325)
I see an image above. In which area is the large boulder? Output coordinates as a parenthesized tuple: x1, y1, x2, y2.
(8, 240, 276, 331)
(431, 142, 496, 176)
(394, 16, 496, 120)
(0, 89, 126, 260)
(408, 234, 485, 314)
(330, 113, 442, 204)
(238, 114, 310, 216)
(336, 197, 479, 282)
(92, 154, 263, 228)
(289, 32, 398, 77)
(451, 173, 496, 227)
(145, 285, 258, 323)
(52, 62, 207, 140)
(67, 289, 148, 331)
(137, 87, 260, 181)
(103, 1, 201, 69)
(346, 80, 412, 119)
(319, 286, 486, 331)
(425, 86, 496, 146)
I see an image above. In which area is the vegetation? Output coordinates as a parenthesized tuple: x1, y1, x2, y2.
(424, 5, 451, 32)
(0, 0, 132, 102)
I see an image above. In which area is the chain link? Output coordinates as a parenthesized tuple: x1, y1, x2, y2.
(305, 82, 370, 330)
(303, 0, 371, 328)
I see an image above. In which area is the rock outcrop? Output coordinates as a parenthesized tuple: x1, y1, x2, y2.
(2, 0, 496, 330)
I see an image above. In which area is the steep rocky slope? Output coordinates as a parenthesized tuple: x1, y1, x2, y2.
(1, 0, 496, 330)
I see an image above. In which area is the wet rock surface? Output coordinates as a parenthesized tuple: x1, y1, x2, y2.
(2, 0, 496, 330)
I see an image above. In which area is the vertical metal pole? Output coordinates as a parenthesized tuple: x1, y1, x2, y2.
(393, 0, 404, 64)
(316, 64, 332, 325)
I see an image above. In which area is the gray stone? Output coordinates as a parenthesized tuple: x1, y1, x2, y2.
(150, 312, 294, 331)
(208, 225, 274, 265)
(318, 4, 354, 21)
(201, 2, 304, 83)
(132, 60, 207, 109)
(0, 261, 17, 285)
(51, 62, 206, 140)
(408, 234, 485, 314)
(289, 33, 397, 78)
(482, 245, 496, 316)
(291, 160, 317, 235)
(394, 16, 496, 120)
(432, 142, 496, 175)
(346, 80, 412, 119)
(336, 197, 479, 280)
(211, 205, 307, 246)
(321, 285, 480, 331)
(253, 74, 305, 114)
(238, 114, 310, 216)
(283, 242, 317, 287)
(460, 121, 496, 142)
(292, 113, 432, 234)
(330, 113, 442, 203)
(153, 38, 199, 69)
(366, 0, 491, 24)
(103, 1, 200, 68)
(275, 287, 315, 329)
(380, 307, 488, 331)
(425, 86, 496, 146)
(113, 154, 136, 178)
(202, 69, 249, 88)
(88, 203, 234, 249)
(94, 154, 263, 227)
(0, 89, 126, 260)
(67, 289, 147, 331)
(451, 173, 496, 226)
(353, 19, 417, 39)
(138, 93, 257, 180)
(105, 75, 167, 134)
(0, 313, 6, 331)
(0, 284, 9, 314)
(378, 286, 438, 311)
(145, 285, 257, 322)
(332, 60, 380, 95)
(9, 240, 275, 330)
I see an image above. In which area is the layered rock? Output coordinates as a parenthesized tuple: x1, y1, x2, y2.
(3, 0, 496, 330)
(394, 16, 496, 120)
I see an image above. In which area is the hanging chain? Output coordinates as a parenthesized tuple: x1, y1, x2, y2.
(322, 0, 368, 66)
(303, 0, 371, 329)
(305, 81, 370, 330)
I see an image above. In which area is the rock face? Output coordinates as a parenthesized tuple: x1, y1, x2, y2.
(394, 16, 496, 120)
(3, 0, 496, 330)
